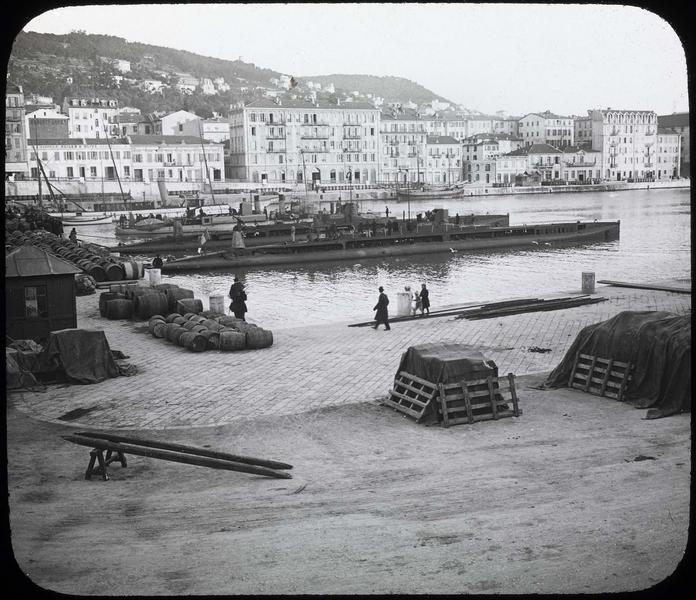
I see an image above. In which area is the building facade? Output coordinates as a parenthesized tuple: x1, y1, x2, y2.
(62, 97, 119, 138)
(380, 108, 427, 183)
(588, 109, 658, 181)
(560, 146, 603, 182)
(518, 111, 574, 148)
(181, 117, 230, 143)
(656, 129, 681, 179)
(160, 110, 201, 135)
(26, 108, 70, 140)
(5, 83, 30, 178)
(424, 135, 462, 184)
(228, 99, 381, 185)
(657, 112, 689, 177)
(574, 116, 592, 148)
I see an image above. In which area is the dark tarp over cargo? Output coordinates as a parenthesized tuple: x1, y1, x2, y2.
(395, 343, 498, 423)
(40, 329, 119, 384)
(545, 311, 691, 418)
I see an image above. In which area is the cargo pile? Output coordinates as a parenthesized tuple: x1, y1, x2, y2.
(5, 230, 144, 283)
(98, 282, 273, 352)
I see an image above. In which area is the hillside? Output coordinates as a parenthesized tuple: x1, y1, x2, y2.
(8, 30, 453, 116)
(302, 73, 451, 105)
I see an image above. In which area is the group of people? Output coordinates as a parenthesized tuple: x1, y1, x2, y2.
(373, 283, 430, 330)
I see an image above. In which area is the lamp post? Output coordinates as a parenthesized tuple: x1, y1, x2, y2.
(398, 167, 410, 222)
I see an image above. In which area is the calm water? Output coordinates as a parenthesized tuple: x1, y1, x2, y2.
(78, 188, 691, 329)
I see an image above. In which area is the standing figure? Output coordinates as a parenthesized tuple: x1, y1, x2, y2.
(290, 224, 296, 243)
(373, 286, 391, 330)
(228, 276, 248, 320)
(419, 283, 430, 316)
(68, 228, 77, 243)
(152, 254, 163, 269)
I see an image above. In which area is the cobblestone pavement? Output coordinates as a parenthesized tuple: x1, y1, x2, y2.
(9, 282, 690, 430)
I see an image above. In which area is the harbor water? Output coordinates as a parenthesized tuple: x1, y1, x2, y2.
(76, 188, 690, 330)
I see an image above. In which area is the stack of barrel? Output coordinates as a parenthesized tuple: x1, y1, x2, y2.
(147, 311, 273, 352)
(4, 230, 144, 283)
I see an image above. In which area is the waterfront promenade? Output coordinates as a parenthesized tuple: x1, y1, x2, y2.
(7, 279, 691, 595)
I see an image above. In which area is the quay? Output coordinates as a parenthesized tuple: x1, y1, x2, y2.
(7, 279, 691, 594)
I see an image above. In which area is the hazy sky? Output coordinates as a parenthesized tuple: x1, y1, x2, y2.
(22, 3, 688, 116)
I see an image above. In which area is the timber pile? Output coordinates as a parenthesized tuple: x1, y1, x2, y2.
(63, 431, 292, 480)
(455, 295, 606, 320)
(596, 279, 691, 294)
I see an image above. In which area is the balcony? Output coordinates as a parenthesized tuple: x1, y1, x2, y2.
(266, 133, 286, 139)
(564, 161, 596, 167)
(266, 147, 286, 153)
(343, 133, 362, 139)
(300, 134, 330, 140)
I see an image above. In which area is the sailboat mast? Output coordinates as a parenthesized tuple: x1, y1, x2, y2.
(198, 119, 216, 205)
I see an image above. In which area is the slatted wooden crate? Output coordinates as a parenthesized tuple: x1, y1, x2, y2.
(568, 353, 633, 401)
(384, 371, 439, 422)
(437, 373, 521, 427)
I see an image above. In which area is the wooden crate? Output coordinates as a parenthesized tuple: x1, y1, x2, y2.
(568, 353, 633, 401)
(437, 373, 521, 427)
(384, 371, 439, 422)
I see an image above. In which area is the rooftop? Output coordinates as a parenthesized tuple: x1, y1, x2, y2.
(657, 112, 689, 128)
(527, 143, 563, 154)
(426, 135, 459, 145)
(5, 244, 81, 278)
(243, 98, 377, 110)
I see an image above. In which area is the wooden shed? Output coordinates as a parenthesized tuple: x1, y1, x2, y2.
(5, 244, 81, 341)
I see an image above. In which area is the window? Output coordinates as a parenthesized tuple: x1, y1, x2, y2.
(251, 126, 256, 136)
(67, 166, 74, 178)
(24, 286, 48, 319)
(123, 166, 130, 177)
(90, 166, 97, 177)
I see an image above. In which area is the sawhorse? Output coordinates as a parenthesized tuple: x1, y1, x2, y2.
(85, 448, 128, 481)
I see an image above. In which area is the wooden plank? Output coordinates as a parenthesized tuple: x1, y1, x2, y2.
(397, 371, 438, 390)
(394, 380, 436, 399)
(584, 356, 597, 391)
(438, 383, 450, 428)
(74, 431, 293, 470)
(487, 376, 498, 420)
(617, 365, 632, 402)
(382, 397, 423, 419)
(448, 409, 518, 425)
(572, 372, 589, 382)
(579, 353, 594, 361)
(388, 389, 430, 408)
(595, 280, 691, 294)
(568, 352, 580, 388)
(508, 373, 520, 417)
(461, 381, 474, 424)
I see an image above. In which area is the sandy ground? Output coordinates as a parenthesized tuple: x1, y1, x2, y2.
(7, 372, 690, 595)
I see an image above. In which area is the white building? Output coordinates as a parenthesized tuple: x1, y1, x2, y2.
(518, 111, 574, 148)
(228, 98, 380, 185)
(160, 110, 201, 135)
(424, 135, 461, 184)
(138, 79, 165, 94)
(380, 108, 428, 183)
(200, 78, 216, 95)
(560, 146, 603, 182)
(181, 117, 230, 143)
(62, 97, 119, 138)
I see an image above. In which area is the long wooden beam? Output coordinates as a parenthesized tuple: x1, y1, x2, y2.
(596, 280, 691, 294)
(63, 435, 292, 479)
(74, 431, 293, 470)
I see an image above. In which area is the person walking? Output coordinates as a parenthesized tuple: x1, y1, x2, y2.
(419, 283, 430, 316)
(68, 228, 77, 243)
(228, 276, 248, 320)
(373, 286, 391, 330)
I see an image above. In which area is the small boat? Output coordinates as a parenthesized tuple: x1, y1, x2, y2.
(160, 219, 620, 272)
(62, 214, 114, 226)
(396, 185, 467, 201)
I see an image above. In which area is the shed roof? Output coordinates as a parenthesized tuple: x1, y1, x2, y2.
(5, 244, 81, 278)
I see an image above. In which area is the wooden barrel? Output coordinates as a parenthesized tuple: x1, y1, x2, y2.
(165, 323, 184, 342)
(154, 283, 179, 291)
(166, 287, 195, 312)
(170, 327, 188, 345)
(105, 298, 134, 320)
(134, 292, 169, 320)
(217, 316, 242, 327)
(99, 292, 125, 316)
(152, 321, 168, 338)
(246, 327, 273, 349)
(177, 332, 208, 352)
(176, 298, 203, 314)
(148, 314, 166, 324)
(182, 320, 199, 331)
(104, 262, 126, 281)
(165, 312, 182, 323)
(86, 263, 107, 282)
(182, 313, 196, 320)
(122, 260, 140, 280)
(148, 317, 166, 335)
(126, 286, 149, 301)
(191, 325, 208, 334)
(219, 330, 246, 351)
(201, 319, 222, 330)
(200, 310, 224, 319)
(198, 329, 221, 349)
(173, 316, 187, 325)
(188, 315, 206, 324)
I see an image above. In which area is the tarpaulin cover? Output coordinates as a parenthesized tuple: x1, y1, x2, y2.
(396, 343, 498, 384)
(40, 328, 119, 384)
(546, 311, 691, 418)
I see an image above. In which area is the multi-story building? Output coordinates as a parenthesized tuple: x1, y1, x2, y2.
(27, 135, 224, 185)
(574, 115, 592, 148)
(462, 133, 524, 183)
(228, 99, 380, 185)
(493, 118, 520, 137)
(560, 146, 603, 182)
(62, 97, 119, 138)
(588, 109, 658, 181)
(5, 83, 29, 179)
(115, 113, 161, 136)
(657, 112, 689, 177)
(380, 108, 427, 183)
(655, 129, 681, 179)
(526, 143, 563, 181)
(25, 107, 69, 140)
(518, 111, 574, 148)
(495, 150, 528, 185)
(424, 135, 462, 184)
(200, 78, 216, 95)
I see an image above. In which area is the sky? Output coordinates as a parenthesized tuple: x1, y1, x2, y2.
(20, 3, 689, 116)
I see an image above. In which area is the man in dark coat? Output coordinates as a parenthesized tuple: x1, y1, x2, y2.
(228, 276, 248, 320)
(419, 283, 430, 316)
(373, 286, 390, 330)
